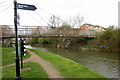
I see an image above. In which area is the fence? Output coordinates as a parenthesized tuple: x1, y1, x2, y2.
(1, 26, 100, 38)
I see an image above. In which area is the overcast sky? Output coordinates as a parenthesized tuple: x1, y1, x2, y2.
(0, 0, 119, 28)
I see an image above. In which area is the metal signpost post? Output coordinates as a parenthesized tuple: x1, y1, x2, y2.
(14, 0, 21, 80)
(14, 0, 37, 79)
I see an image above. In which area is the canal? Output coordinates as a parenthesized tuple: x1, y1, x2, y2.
(25, 45, 118, 78)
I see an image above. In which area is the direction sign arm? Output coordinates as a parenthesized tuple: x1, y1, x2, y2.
(17, 3, 37, 11)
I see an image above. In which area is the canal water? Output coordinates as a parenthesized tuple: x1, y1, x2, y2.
(25, 45, 118, 78)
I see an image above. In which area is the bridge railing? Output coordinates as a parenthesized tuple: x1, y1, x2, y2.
(79, 30, 96, 36)
(1, 27, 99, 37)
(1, 28, 15, 36)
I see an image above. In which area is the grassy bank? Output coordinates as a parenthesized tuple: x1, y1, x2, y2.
(29, 49, 108, 79)
(2, 47, 31, 66)
(2, 62, 48, 78)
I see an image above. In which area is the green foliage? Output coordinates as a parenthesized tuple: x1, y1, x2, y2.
(2, 62, 48, 78)
(84, 39, 97, 48)
(38, 38, 52, 45)
(105, 25, 117, 31)
(29, 49, 107, 78)
(29, 37, 88, 49)
(86, 25, 119, 52)
(29, 38, 38, 46)
(2, 38, 12, 47)
(69, 38, 88, 49)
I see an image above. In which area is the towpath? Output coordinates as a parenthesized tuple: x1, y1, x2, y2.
(1, 49, 64, 78)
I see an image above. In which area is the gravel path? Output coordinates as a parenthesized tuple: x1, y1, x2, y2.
(1, 49, 64, 78)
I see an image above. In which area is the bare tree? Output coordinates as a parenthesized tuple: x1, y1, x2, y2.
(75, 14, 84, 27)
(66, 17, 76, 28)
(49, 15, 62, 28)
(66, 14, 84, 28)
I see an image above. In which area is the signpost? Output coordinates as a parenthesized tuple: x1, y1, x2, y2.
(17, 3, 37, 11)
(14, 0, 37, 79)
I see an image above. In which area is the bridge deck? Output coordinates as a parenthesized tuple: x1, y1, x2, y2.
(1, 26, 98, 38)
(1, 34, 95, 38)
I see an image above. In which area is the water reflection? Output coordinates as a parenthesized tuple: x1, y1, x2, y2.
(25, 45, 118, 78)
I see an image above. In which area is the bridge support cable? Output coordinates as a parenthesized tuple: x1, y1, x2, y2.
(0, 4, 12, 13)
(0, 3, 12, 7)
(34, 12, 50, 25)
(0, 0, 10, 6)
(26, 12, 43, 25)
(32, 6, 65, 23)
(20, 0, 48, 26)
(22, 0, 64, 24)
(23, 0, 53, 15)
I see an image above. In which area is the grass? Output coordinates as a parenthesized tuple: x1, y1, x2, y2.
(0, 48, 2, 67)
(2, 47, 31, 66)
(29, 49, 108, 79)
(2, 62, 48, 78)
